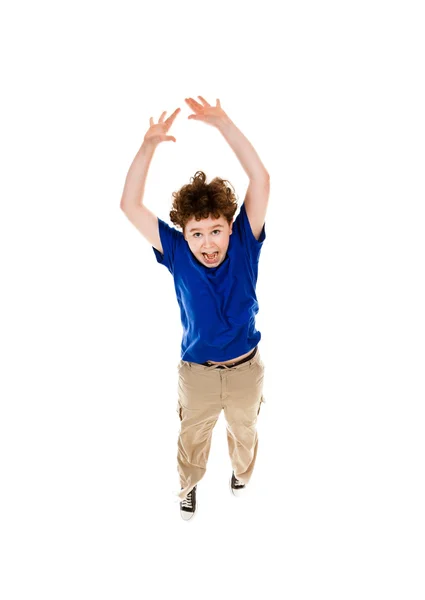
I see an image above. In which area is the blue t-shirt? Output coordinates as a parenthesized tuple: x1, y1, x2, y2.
(153, 202, 266, 363)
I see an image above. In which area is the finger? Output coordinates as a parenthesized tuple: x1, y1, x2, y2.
(158, 111, 167, 123)
(216, 98, 221, 107)
(198, 96, 210, 106)
(185, 97, 203, 110)
(163, 136, 176, 142)
(149, 117, 154, 126)
(166, 107, 181, 124)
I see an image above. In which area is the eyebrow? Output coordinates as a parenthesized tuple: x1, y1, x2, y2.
(188, 224, 225, 233)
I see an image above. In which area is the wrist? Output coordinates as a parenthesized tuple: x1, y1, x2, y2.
(216, 115, 234, 133)
(140, 138, 158, 153)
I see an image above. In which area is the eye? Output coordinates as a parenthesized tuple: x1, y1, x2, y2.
(193, 232, 202, 238)
(212, 230, 221, 235)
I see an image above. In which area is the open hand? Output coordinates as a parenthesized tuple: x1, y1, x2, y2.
(185, 96, 229, 128)
(143, 108, 181, 146)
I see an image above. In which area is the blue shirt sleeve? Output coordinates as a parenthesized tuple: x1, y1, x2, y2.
(152, 217, 183, 275)
(234, 202, 266, 257)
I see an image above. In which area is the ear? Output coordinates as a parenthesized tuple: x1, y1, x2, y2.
(229, 219, 234, 234)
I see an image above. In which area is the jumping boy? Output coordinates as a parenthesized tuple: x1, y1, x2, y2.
(120, 96, 270, 520)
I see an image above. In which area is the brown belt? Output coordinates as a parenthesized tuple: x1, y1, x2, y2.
(202, 346, 258, 369)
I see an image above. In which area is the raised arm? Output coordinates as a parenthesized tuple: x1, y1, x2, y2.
(120, 107, 181, 252)
(185, 96, 269, 240)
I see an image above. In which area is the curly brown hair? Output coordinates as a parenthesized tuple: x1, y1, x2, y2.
(169, 171, 238, 230)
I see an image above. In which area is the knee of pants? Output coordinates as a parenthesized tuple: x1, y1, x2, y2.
(225, 395, 264, 426)
(177, 402, 219, 434)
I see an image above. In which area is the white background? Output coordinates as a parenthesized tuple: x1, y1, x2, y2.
(1, 0, 424, 598)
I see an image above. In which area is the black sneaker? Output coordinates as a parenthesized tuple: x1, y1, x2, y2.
(180, 485, 197, 520)
(230, 471, 246, 496)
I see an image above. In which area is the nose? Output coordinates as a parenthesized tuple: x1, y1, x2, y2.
(201, 235, 216, 249)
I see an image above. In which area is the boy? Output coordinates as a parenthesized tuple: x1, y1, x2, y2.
(120, 96, 270, 520)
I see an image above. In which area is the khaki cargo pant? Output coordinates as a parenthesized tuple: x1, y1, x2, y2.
(176, 347, 265, 501)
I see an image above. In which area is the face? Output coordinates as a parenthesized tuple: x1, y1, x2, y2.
(184, 214, 233, 268)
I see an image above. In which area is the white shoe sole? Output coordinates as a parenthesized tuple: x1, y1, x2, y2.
(180, 508, 196, 521)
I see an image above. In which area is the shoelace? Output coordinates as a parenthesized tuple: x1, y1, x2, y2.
(234, 476, 245, 487)
(181, 490, 194, 508)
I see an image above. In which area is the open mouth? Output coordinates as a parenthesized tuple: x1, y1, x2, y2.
(202, 252, 219, 264)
